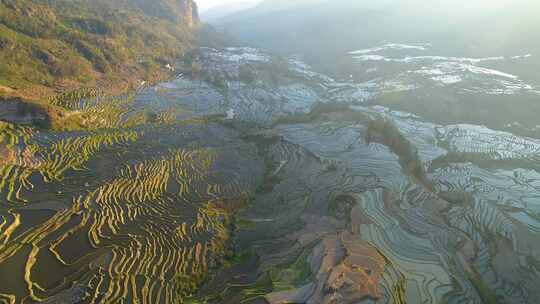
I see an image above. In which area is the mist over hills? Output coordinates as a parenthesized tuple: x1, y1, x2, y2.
(209, 0, 540, 130)
(200, 1, 257, 22)
(216, 0, 540, 74)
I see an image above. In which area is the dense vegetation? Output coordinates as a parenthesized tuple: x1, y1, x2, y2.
(0, 0, 199, 101)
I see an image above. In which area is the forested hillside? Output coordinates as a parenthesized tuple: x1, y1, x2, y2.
(0, 0, 199, 101)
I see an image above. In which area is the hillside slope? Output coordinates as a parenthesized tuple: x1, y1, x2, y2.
(0, 0, 199, 101)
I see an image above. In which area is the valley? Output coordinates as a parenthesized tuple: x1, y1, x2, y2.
(0, 45, 539, 303)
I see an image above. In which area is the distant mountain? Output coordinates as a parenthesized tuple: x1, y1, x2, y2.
(215, 0, 325, 24)
(242, 0, 325, 13)
(218, 0, 540, 77)
(0, 0, 199, 101)
(200, 1, 257, 22)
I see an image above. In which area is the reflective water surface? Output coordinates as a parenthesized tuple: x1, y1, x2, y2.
(1, 46, 539, 303)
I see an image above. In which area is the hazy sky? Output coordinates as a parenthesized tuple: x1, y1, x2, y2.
(197, 0, 262, 12)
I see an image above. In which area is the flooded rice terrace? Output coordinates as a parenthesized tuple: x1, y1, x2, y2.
(1, 46, 540, 303)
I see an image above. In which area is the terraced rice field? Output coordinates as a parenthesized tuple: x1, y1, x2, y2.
(1, 47, 540, 303)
